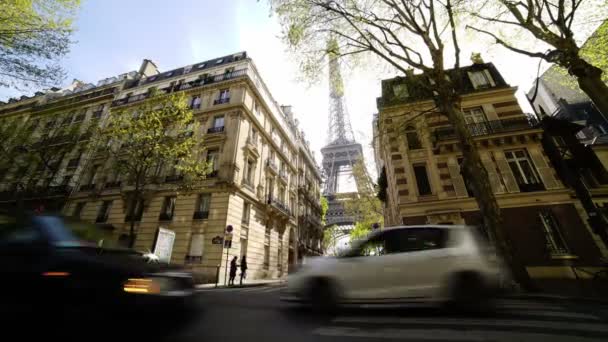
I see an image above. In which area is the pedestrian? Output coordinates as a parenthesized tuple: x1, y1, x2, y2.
(240, 255, 248, 285)
(229, 256, 238, 286)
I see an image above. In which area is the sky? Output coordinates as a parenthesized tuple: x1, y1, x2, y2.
(1, 0, 552, 179)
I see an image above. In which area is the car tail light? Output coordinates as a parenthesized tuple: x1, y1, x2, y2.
(123, 278, 161, 294)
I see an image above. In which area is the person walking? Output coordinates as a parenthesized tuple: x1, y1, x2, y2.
(229, 256, 238, 286)
(239, 255, 248, 285)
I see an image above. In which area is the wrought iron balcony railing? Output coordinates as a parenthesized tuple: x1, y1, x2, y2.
(207, 126, 225, 134)
(434, 116, 539, 142)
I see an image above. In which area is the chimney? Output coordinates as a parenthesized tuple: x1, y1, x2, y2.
(471, 52, 484, 65)
(281, 105, 294, 120)
(139, 59, 160, 78)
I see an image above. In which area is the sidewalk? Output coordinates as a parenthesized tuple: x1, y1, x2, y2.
(195, 278, 286, 289)
(502, 292, 608, 305)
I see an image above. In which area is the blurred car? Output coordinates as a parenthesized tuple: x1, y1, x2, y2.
(283, 225, 503, 310)
(0, 212, 195, 318)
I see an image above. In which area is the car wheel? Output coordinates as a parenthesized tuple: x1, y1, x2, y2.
(446, 272, 492, 313)
(308, 278, 337, 314)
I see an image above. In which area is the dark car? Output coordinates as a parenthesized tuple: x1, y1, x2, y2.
(0, 212, 196, 322)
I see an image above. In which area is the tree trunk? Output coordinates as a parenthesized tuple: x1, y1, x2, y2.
(437, 93, 536, 292)
(571, 60, 608, 122)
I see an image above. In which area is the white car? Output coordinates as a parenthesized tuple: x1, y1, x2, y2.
(283, 225, 503, 310)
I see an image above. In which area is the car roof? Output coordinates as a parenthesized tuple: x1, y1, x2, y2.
(382, 224, 470, 231)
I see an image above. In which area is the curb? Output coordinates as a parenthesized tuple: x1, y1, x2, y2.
(195, 280, 286, 290)
(501, 293, 608, 305)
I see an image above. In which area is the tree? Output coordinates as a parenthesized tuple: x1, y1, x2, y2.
(466, 1, 608, 117)
(322, 224, 340, 254)
(0, 110, 88, 211)
(95, 91, 209, 247)
(0, 0, 80, 90)
(271, 0, 533, 289)
(344, 159, 383, 231)
(320, 195, 329, 224)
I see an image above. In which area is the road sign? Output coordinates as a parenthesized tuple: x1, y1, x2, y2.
(212, 236, 224, 245)
(226, 225, 233, 233)
(224, 239, 232, 248)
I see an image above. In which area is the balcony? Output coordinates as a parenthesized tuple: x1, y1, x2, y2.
(207, 126, 225, 134)
(79, 183, 96, 192)
(124, 213, 142, 223)
(213, 98, 230, 105)
(164, 174, 184, 183)
(95, 214, 108, 223)
(266, 159, 278, 174)
(158, 212, 173, 221)
(279, 169, 289, 183)
(66, 158, 80, 169)
(104, 181, 121, 189)
(193, 211, 209, 220)
(268, 196, 291, 217)
(434, 117, 540, 142)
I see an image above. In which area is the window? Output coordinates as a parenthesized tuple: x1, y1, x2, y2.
(61, 175, 72, 186)
(159, 196, 176, 221)
(263, 224, 270, 269)
(468, 70, 493, 89)
(463, 107, 488, 135)
(194, 194, 210, 219)
(96, 200, 112, 223)
(197, 63, 206, 69)
(413, 164, 432, 196)
(242, 202, 251, 226)
(190, 95, 201, 109)
(206, 149, 219, 171)
(186, 234, 204, 263)
(405, 126, 421, 150)
(219, 89, 230, 100)
(73, 202, 86, 219)
(505, 149, 542, 191)
(539, 210, 569, 255)
(254, 101, 261, 115)
(389, 228, 447, 253)
(213, 116, 225, 128)
(246, 159, 255, 185)
(126, 199, 144, 222)
(216, 59, 224, 64)
(463, 107, 487, 124)
(392, 84, 409, 98)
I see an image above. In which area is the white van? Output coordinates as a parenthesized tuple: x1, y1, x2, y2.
(283, 225, 503, 310)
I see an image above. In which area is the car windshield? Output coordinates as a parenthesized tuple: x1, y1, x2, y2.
(37, 216, 120, 249)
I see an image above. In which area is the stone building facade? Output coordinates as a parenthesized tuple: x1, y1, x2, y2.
(0, 52, 323, 283)
(374, 61, 607, 291)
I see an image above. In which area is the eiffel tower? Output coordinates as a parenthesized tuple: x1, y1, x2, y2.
(321, 39, 369, 234)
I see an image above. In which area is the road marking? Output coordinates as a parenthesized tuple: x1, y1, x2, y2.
(258, 286, 283, 293)
(331, 317, 608, 333)
(313, 327, 607, 341)
(500, 302, 564, 311)
(502, 310, 600, 320)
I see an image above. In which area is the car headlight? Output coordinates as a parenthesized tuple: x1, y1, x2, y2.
(123, 277, 177, 295)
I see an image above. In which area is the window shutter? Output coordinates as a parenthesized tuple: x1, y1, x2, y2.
(494, 153, 520, 193)
(529, 149, 560, 189)
(188, 233, 204, 257)
(483, 69, 496, 86)
(447, 161, 468, 197)
(480, 154, 505, 194)
(467, 71, 478, 89)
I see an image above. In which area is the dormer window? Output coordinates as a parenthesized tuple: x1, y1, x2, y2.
(392, 84, 409, 99)
(197, 63, 206, 69)
(165, 71, 173, 77)
(148, 76, 156, 81)
(468, 70, 494, 89)
(216, 59, 223, 64)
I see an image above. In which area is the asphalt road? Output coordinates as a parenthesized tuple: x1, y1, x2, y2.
(156, 285, 608, 342)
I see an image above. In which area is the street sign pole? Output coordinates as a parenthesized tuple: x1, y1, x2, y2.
(222, 225, 234, 286)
